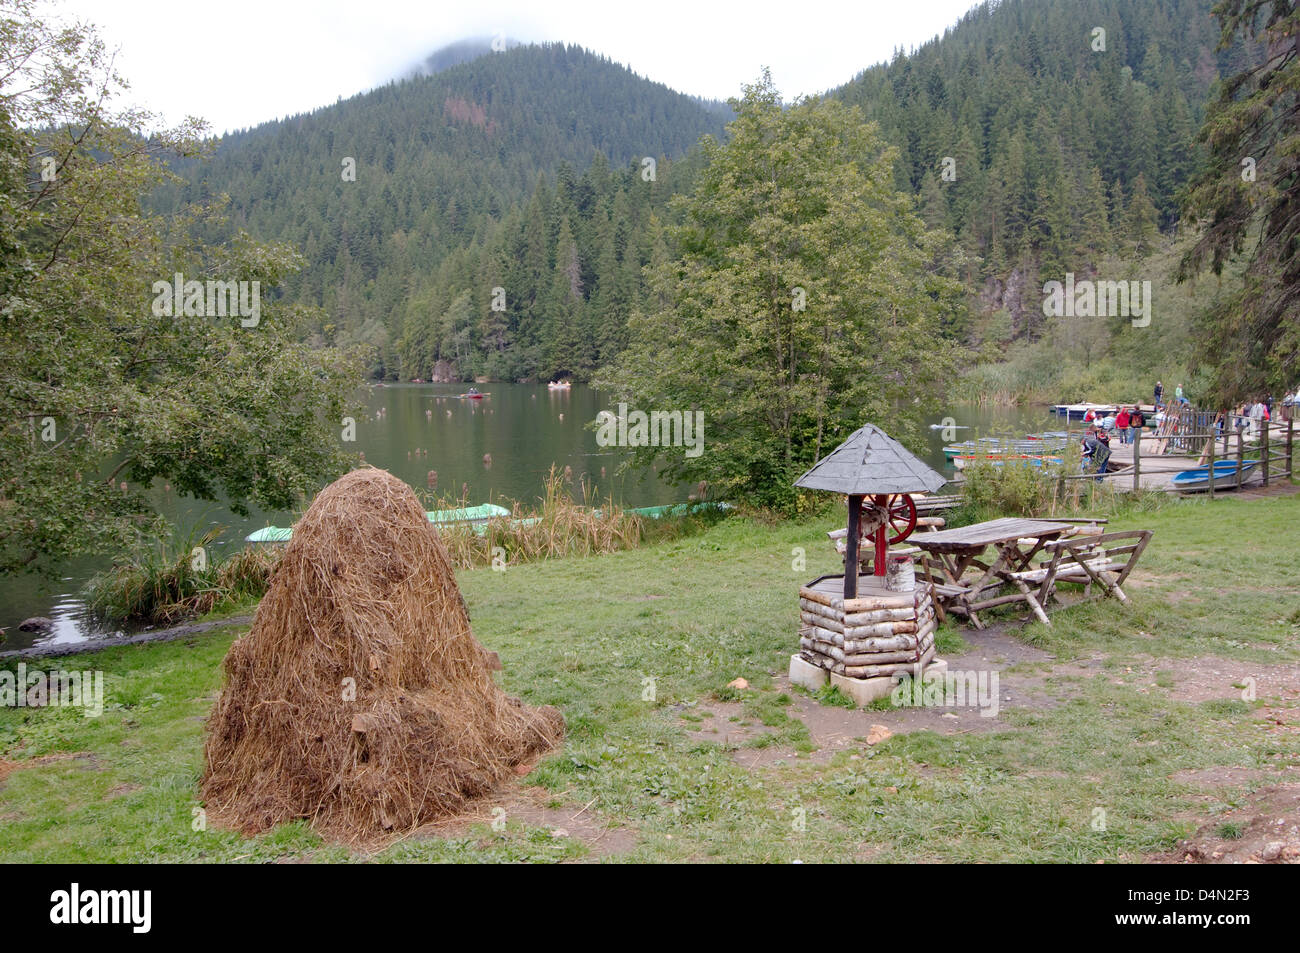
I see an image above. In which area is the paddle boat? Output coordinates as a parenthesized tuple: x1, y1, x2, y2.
(1171, 460, 1257, 493)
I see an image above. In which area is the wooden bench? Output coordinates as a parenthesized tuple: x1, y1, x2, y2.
(1006, 530, 1153, 607)
(913, 494, 963, 515)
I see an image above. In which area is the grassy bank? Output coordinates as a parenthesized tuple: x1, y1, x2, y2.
(2, 492, 1299, 862)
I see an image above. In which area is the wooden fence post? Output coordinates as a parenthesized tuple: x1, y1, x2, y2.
(1262, 418, 1270, 486)
(1236, 427, 1245, 490)
(1208, 423, 1216, 499)
(1287, 415, 1294, 480)
(1133, 426, 1141, 492)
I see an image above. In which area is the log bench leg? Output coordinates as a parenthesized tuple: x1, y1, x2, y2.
(1012, 578, 1052, 625)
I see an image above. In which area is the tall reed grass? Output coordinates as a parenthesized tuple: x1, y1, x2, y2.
(85, 525, 278, 625)
(434, 465, 706, 569)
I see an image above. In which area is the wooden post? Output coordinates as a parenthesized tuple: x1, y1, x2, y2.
(844, 494, 863, 599)
(1287, 416, 1294, 480)
(1133, 426, 1141, 492)
(1262, 416, 1270, 486)
(1236, 427, 1245, 490)
(1207, 421, 1216, 499)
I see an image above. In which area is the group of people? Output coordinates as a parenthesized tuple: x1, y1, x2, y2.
(1152, 380, 1190, 410)
(1080, 405, 1149, 478)
(1081, 406, 1146, 445)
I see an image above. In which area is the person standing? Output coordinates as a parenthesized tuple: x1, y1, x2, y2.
(1115, 406, 1131, 444)
(1081, 427, 1098, 473)
(1175, 383, 1186, 405)
(1094, 427, 1111, 480)
(1154, 380, 1164, 407)
(1129, 406, 1144, 447)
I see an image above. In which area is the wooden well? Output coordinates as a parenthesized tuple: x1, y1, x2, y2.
(797, 573, 936, 679)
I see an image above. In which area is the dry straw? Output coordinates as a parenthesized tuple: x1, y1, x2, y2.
(201, 467, 564, 840)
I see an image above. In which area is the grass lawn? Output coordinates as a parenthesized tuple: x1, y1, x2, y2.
(3, 491, 1299, 862)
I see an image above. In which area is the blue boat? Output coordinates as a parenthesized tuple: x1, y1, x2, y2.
(1171, 460, 1257, 493)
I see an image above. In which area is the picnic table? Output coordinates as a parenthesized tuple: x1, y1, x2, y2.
(909, 517, 1074, 628)
(910, 517, 1153, 628)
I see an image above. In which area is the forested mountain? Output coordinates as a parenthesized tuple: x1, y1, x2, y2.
(154, 42, 729, 380)
(163, 0, 1246, 382)
(835, 0, 1237, 339)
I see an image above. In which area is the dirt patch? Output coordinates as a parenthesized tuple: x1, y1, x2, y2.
(104, 782, 143, 800)
(682, 700, 772, 746)
(412, 784, 636, 860)
(1158, 657, 1300, 705)
(756, 626, 1059, 759)
(1236, 481, 1300, 502)
(0, 751, 98, 789)
(1171, 766, 1271, 788)
(1156, 782, 1300, 864)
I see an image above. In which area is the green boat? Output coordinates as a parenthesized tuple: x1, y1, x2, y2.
(628, 501, 730, 519)
(245, 503, 511, 543)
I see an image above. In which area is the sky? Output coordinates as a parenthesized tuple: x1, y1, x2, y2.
(50, 0, 981, 134)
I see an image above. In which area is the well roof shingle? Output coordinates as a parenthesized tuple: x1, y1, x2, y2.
(793, 423, 948, 495)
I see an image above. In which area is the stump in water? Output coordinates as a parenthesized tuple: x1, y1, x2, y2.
(200, 467, 563, 840)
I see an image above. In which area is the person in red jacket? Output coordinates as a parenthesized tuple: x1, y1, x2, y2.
(1115, 406, 1131, 444)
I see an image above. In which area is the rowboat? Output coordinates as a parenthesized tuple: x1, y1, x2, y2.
(944, 438, 1067, 460)
(547, 380, 571, 390)
(951, 454, 1065, 471)
(245, 503, 511, 543)
(1051, 403, 1117, 420)
(1171, 460, 1257, 493)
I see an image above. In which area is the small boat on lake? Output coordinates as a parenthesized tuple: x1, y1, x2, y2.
(246, 503, 511, 543)
(1171, 460, 1257, 493)
(951, 454, 1065, 470)
(943, 436, 1067, 460)
(1051, 402, 1117, 420)
(547, 380, 571, 390)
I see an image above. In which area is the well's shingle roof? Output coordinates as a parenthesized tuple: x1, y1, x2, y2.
(794, 423, 948, 495)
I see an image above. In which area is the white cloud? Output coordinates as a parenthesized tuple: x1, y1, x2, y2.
(52, 0, 980, 134)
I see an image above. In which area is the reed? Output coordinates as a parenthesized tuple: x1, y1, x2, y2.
(433, 465, 650, 569)
(85, 526, 278, 625)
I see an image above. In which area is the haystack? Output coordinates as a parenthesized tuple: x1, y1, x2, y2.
(200, 467, 563, 839)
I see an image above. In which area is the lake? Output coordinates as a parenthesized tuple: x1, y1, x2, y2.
(0, 386, 1053, 651)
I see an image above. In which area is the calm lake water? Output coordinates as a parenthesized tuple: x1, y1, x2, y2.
(0, 387, 1053, 651)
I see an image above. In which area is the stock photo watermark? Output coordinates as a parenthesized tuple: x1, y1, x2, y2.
(891, 668, 999, 718)
(0, 664, 104, 718)
(595, 404, 705, 458)
(1041, 273, 1151, 327)
(151, 273, 261, 327)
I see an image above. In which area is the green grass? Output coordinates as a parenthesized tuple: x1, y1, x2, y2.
(2, 492, 1299, 862)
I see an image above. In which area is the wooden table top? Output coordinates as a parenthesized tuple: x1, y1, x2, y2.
(908, 517, 1073, 554)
